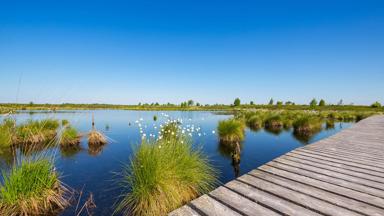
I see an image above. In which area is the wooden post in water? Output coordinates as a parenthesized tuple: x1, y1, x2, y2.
(92, 113, 95, 130)
(231, 141, 241, 177)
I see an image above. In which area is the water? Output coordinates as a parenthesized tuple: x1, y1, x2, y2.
(0, 110, 352, 215)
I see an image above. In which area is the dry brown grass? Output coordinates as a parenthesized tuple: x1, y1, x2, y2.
(88, 130, 107, 146)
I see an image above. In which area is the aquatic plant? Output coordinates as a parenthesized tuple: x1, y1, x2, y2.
(60, 126, 81, 146)
(0, 127, 12, 148)
(326, 119, 335, 129)
(264, 115, 283, 130)
(14, 119, 59, 145)
(217, 119, 245, 143)
(293, 116, 322, 136)
(160, 121, 180, 140)
(61, 119, 69, 126)
(0, 158, 70, 215)
(246, 115, 263, 130)
(88, 130, 107, 146)
(115, 135, 217, 216)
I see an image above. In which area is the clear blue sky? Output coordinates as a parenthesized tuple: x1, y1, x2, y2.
(0, 0, 383, 105)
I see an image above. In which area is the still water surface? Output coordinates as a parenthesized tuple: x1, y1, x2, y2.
(0, 110, 352, 215)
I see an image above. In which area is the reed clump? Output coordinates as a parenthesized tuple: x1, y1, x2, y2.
(60, 126, 81, 146)
(0, 119, 15, 148)
(246, 115, 263, 130)
(88, 130, 107, 146)
(293, 116, 322, 136)
(264, 115, 283, 130)
(0, 158, 70, 215)
(160, 121, 180, 140)
(217, 119, 245, 143)
(14, 119, 59, 145)
(115, 134, 217, 216)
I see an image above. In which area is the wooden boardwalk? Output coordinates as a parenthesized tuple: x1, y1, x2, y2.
(169, 115, 384, 216)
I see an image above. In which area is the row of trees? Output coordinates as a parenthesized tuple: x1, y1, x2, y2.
(232, 98, 382, 108)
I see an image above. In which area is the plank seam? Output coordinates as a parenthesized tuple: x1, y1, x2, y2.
(282, 155, 384, 184)
(221, 185, 287, 216)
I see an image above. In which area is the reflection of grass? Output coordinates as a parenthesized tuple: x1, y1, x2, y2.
(115, 135, 217, 216)
(218, 141, 243, 159)
(0, 157, 70, 215)
(326, 120, 335, 129)
(217, 119, 245, 143)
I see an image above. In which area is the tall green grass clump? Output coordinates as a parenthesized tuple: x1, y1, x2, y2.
(115, 135, 217, 216)
(0, 158, 70, 215)
(14, 119, 59, 145)
(246, 115, 263, 130)
(60, 126, 81, 146)
(160, 121, 180, 140)
(264, 115, 283, 129)
(0, 119, 15, 148)
(217, 119, 245, 143)
(293, 116, 322, 136)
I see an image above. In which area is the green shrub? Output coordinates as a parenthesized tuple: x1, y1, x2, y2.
(115, 135, 217, 216)
(217, 119, 245, 143)
(0, 158, 69, 215)
(371, 101, 382, 108)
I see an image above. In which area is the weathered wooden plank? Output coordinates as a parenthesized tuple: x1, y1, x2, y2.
(283, 155, 384, 184)
(287, 152, 384, 178)
(297, 149, 384, 169)
(250, 169, 384, 216)
(306, 145, 384, 159)
(225, 180, 321, 216)
(259, 162, 384, 197)
(275, 157, 384, 190)
(209, 186, 281, 216)
(238, 174, 361, 216)
(189, 195, 242, 216)
(304, 147, 384, 163)
(169, 205, 201, 216)
(292, 150, 384, 173)
(258, 164, 384, 205)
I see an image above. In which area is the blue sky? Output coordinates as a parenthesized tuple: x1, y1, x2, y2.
(0, 0, 383, 105)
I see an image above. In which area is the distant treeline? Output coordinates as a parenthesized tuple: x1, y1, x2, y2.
(0, 99, 383, 113)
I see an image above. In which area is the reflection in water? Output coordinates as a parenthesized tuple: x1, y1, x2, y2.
(60, 145, 82, 158)
(218, 141, 242, 177)
(292, 129, 322, 144)
(0, 146, 16, 166)
(264, 127, 283, 136)
(88, 143, 107, 156)
(19, 141, 57, 156)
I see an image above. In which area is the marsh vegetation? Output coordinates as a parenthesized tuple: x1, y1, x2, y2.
(116, 122, 217, 216)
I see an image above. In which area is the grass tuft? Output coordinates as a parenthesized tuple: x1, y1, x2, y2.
(88, 130, 107, 146)
(0, 158, 70, 215)
(115, 135, 217, 216)
(217, 119, 245, 143)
